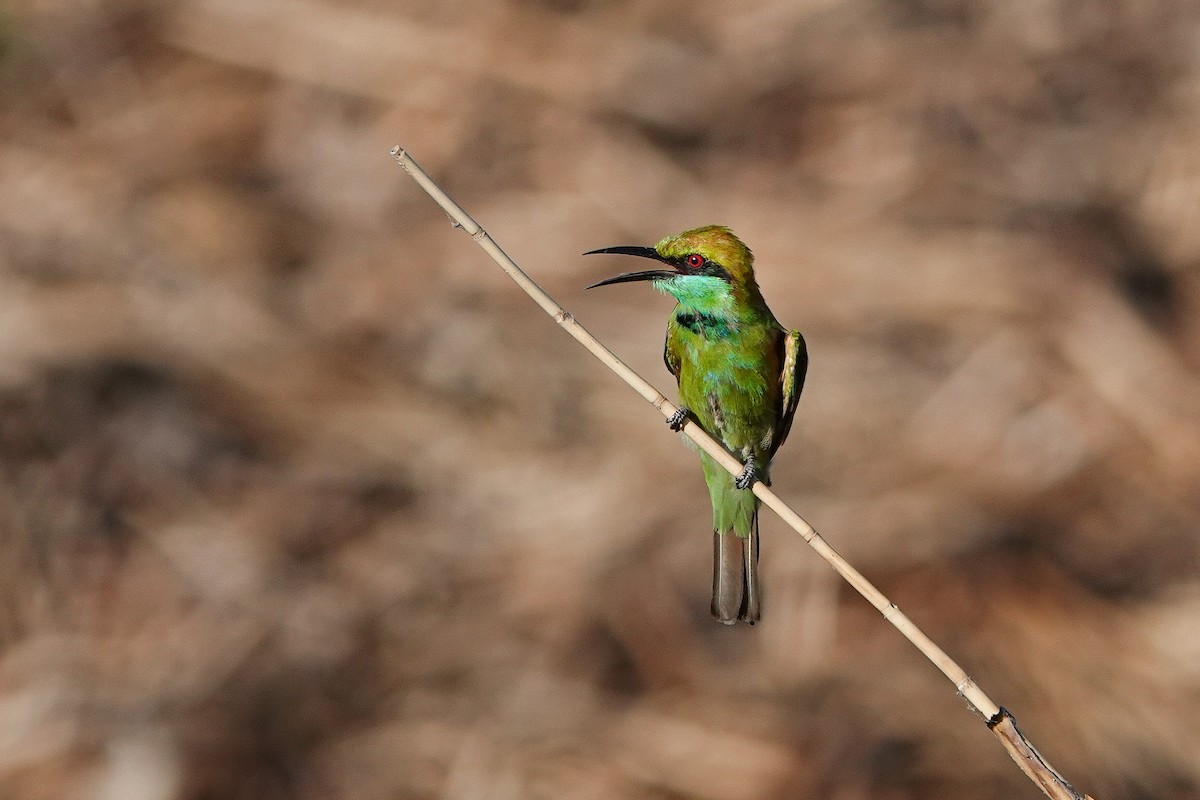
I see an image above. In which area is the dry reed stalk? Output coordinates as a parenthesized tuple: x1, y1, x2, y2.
(390, 145, 1093, 800)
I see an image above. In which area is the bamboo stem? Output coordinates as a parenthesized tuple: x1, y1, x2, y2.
(390, 146, 1093, 800)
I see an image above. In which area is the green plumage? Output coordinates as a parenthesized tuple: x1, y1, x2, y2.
(587, 225, 807, 624)
(665, 290, 781, 538)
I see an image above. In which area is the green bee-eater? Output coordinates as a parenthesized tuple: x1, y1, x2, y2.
(586, 226, 807, 625)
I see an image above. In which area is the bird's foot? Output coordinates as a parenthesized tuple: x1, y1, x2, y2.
(666, 407, 690, 432)
(735, 454, 758, 490)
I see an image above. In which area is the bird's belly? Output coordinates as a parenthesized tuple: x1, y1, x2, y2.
(678, 358, 775, 452)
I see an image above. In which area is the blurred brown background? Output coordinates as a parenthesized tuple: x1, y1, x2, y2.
(2, 1, 1200, 798)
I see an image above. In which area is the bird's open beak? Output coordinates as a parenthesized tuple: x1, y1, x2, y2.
(583, 246, 678, 289)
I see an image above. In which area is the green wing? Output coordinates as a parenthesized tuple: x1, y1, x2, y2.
(769, 329, 807, 458)
(663, 325, 682, 382)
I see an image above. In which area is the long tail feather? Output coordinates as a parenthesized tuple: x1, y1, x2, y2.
(711, 511, 760, 624)
(743, 513, 761, 622)
(711, 531, 744, 624)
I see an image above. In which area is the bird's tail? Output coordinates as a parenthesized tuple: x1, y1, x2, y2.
(711, 511, 760, 625)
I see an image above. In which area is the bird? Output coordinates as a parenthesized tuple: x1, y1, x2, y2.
(585, 225, 807, 624)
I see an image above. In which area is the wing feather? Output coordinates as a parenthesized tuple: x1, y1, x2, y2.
(769, 329, 807, 458)
(663, 325, 682, 383)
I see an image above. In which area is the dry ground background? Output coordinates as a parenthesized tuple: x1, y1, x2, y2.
(2, 1, 1200, 798)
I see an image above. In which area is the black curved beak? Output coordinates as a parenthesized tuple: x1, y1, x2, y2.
(584, 246, 678, 289)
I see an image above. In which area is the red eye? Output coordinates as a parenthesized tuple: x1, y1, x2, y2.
(685, 254, 704, 268)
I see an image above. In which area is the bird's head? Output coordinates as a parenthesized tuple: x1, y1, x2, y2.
(585, 225, 760, 314)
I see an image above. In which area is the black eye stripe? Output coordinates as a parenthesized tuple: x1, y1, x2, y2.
(671, 255, 733, 282)
(702, 262, 733, 282)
